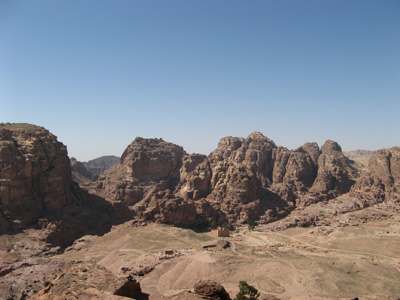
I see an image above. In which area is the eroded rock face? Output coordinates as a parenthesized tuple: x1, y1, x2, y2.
(90, 131, 363, 227)
(351, 147, 400, 203)
(0, 123, 130, 248)
(95, 138, 185, 204)
(92, 138, 209, 227)
(308, 140, 357, 203)
(0, 123, 74, 228)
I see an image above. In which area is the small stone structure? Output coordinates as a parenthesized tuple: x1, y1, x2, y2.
(217, 227, 230, 237)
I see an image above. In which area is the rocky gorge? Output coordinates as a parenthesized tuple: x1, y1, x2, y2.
(1, 123, 399, 300)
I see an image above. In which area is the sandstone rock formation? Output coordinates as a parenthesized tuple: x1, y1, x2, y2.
(32, 263, 143, 300)
(0, 123, 129, 246)
(2, 122, 397, 233)
(91, 138, 209, 226)
(0, 123, 76, 229)
(90, 131, 362, 227)
(351, 147, 400, 203)
(194, 280, 231, 300)
(3, 122, 399, 300)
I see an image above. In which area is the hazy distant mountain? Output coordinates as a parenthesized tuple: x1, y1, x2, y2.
(83, 155, 120, 177)
(344, 150, 376, 173)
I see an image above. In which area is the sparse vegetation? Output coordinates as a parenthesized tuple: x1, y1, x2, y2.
(222, 222, 233, 230)
(210, 221, 218, 230)
(248, 222, 257, 230)
(234, 281, 260, 300)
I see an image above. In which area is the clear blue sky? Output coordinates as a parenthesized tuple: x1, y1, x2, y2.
(1, 0, 399, 161)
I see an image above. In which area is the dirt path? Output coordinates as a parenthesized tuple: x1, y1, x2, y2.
(278, 259, 310, 299)
(152, 227, 196, 246)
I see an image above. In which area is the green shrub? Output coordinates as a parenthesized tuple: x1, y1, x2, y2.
(234, 281, 260, 300)
(210, 221, 218, 230)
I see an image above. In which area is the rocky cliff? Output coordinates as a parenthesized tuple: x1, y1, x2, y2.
(1, 123, 398, 233)
(0, 123, 76, 229)
(1, 123, 399, 300)
(90, 131, 367, 227)
(0, 123, 129, 245)
(350, 147, 400, 204)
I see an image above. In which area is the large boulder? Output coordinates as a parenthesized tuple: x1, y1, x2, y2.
(194, 280, 231, 300)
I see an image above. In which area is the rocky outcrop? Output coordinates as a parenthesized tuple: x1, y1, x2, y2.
(351, 147, 400, 203)
(0, 123, 75, 228)
(32, 263, 143, 300)
(90, 131, 363, 227)
(194, 280, 231, 300)
(0, 123, 130, 246)
(308, 140, 357, 202)
(93, 138, 213, 227)
(3, 123, 394, 231)
(95, 138, 185, 203)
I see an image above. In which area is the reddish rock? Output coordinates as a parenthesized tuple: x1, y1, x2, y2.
(90, 132, 370, 227)
(194, 280, 231, 300)
(31, 263, 142, 300)
(0, 123, 130, 247)
(351, 147, 400, 203)
(308, 140, 357, 203)
(0, 123, 74, 228)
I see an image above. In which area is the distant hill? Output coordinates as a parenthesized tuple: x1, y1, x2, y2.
(83, 155, 120, 177)
(344, 150, 376, 173)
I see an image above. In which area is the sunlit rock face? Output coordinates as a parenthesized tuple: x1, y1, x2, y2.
(91, 131, 363, 227)
(0, 123, 74, 228)
(3, 122, 393, 230)
(351, 147, 400, 203)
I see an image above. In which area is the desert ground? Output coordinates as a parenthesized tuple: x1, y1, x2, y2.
(34, 206, 400, 300)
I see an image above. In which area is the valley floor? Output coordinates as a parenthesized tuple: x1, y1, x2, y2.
(1, 207, 400, 300)
(60, 211, 400, 299)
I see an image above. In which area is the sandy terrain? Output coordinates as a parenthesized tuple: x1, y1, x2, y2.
(53, 210, 400, 300)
